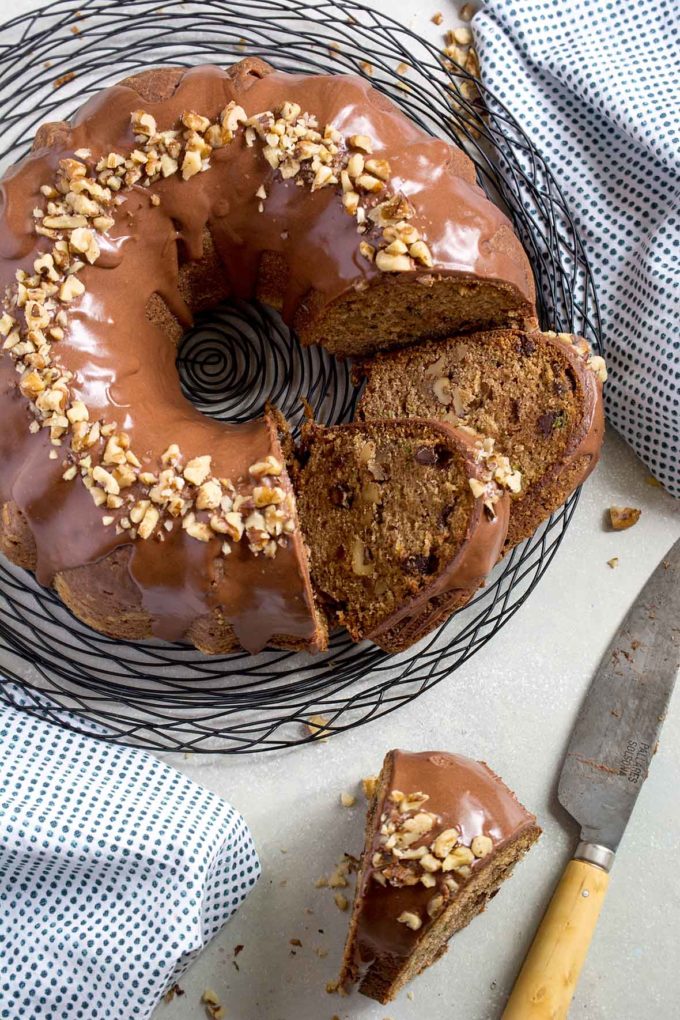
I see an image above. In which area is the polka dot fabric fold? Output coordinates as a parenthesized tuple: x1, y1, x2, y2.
(0, 696, 260, 1020)
(474, 0, 679, 496)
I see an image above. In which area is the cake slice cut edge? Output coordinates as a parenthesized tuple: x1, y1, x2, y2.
(355, 327, 605, 550)
(294, 419, 512, 652)
(339, 749, 541, 1003)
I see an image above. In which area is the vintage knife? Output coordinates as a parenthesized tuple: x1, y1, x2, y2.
(504, 536, 680, 1019)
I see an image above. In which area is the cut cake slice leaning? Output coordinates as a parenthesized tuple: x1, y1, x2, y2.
(339, 749, 541, 1003)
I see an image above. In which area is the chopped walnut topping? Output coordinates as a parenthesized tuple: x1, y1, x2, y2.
(427, 893, 445, 918)
(371, 785, 496, 932)
(471, 834, 494, 858)
(6, 96, 432, 550)
(548, 331, 608, 383)
(397, 910, 422, 930)
(467, 435, 523, 512)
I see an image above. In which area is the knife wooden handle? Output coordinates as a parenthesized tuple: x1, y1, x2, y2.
(502, 858, 609, 1020)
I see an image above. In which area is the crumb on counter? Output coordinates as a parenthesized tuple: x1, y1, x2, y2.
(609, 506, 641, 530)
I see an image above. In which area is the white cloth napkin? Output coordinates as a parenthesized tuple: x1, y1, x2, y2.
(473, 0, 679, 497)
(0, 689, 260, 1020)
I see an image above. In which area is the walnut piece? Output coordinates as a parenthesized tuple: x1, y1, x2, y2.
(609, 506, 641, 531)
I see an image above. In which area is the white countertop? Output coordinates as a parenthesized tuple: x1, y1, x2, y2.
(4, 2, 679, 1017)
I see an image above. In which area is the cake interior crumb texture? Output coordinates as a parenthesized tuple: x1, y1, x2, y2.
(295, 421, 479, 644)
(357, 328, 603, 548)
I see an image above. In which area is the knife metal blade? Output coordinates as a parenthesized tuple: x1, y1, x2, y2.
(558, 537, 680, 858)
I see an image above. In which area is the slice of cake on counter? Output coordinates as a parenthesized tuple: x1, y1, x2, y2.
(355, 328, 605, 548)
(294, 420, 513, 652)
(339, 749, 541, 1003)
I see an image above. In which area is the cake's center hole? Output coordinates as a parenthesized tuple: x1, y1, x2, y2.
(175, 299, 360, 435)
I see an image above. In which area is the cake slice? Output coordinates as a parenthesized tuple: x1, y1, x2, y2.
(356, 328, 605, 548)
(294, 420, 512, 652)
(339, 750, 541, 1003)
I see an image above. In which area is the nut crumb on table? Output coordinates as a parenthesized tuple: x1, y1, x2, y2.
(609, 506, 641, 530)
(201, 987, 225, 1019)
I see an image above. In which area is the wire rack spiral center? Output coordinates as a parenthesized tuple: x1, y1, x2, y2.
(176, 300, 358, 434)
(0, 0, 601, 753)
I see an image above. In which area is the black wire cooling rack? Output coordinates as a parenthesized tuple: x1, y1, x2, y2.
(0, 0, 602, 753)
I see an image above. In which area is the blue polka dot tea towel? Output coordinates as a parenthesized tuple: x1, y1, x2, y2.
(0, 693, 261, 1020)
(473, 0, 679, 496)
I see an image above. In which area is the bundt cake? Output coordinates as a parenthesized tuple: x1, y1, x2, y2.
(0, 58, 538, 654)
(339, 750, 541, 1002)
(295, 420, 513, 651)
(356, 328, 606, 548)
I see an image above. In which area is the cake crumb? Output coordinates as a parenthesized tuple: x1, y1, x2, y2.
(460, 3, 475, 20)
(316, 947, 329, 958)
(359, 60, 374, 76)
(53, 71, 76, 89)
(362, 775, 378, 800)
(201, 988, 225, 1020)
(448, 26, 473, 45)
(396, 62, 410, 75)
(607, 557, 619, 569)
(334, 892, 349, 911)
(328, 857, 352, 888)
(340, 791, 356, 807)
(306, 714, 331, 740)
(290, 938, 302, 947)
(609, 506, 641, 530)
(163, 984, 185, 1003)
(645, 475, 664, 488)
(431, 11, 443, 24)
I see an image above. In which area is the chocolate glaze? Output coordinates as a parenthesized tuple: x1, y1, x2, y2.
(547, 333, 605, 486)
(354, 750, 538, 962)
(0, 61, 534, 651)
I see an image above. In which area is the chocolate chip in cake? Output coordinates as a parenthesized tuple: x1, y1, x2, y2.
(537, 410, 558, 436)
(415, 443, 454, 467)
(439, 505, 455, 529)
(415, 445, 438, 465)
(329, 482, 353, 508)
(403, 552, 439, 575)
(517, 334, 536, 357)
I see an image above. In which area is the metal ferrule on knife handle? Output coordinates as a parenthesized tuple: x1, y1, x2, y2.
(574, 840, 615, 873)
